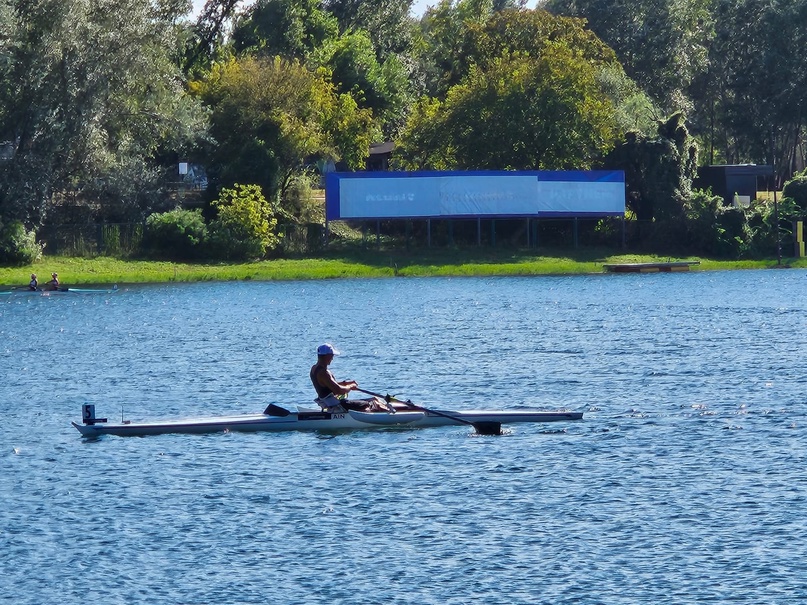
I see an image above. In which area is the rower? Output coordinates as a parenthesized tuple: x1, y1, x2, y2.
(310, 343, 394, 413)
(28, 273, 38, 290)
(45, 272, 59, 291)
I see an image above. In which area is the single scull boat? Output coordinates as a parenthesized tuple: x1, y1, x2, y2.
(72, 403, 583, 437)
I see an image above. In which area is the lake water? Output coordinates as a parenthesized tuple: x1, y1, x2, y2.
(2, 269, 806, 604)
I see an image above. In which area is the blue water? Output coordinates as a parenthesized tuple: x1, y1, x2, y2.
(2, 269, 806, 604)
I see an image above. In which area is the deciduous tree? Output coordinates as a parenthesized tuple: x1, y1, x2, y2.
(195, 56, 378, 209)
(0, 0, 207, 226)
(324, 0, 415, 58)
(231, 0, 338, 60)
(397, 47, 619, 170)
(311, 30, 412, 137)
(544, 0, 711, 112)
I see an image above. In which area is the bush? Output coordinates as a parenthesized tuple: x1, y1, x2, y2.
(208, 184, 279, 260)
(743, 196, 800, 258)
(142, 208, 208, 259)
(0, 220, 43, 265)
(683, 189, 745, 257)
(782, 170, 807, 213)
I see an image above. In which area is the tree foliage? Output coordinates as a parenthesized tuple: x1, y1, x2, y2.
(311, 30, 413, 137)
(194, 55, 378, 209)
(681, 188, 746, 257)
(544, 0, 711, 111)
(782, 169, 807, 213)
(397, 10, 622, 170)
(208, 183, 278, 259)
(546, 0, 807, 183)
(231, 0, 339, 60)
(0, 0, 207, 226)
(606, 112, 698, 222)
(698, 0, 807, 176)
(4, 0, 803, 261)
(324, 0, 416, 58)
(0, 219, 42, 265)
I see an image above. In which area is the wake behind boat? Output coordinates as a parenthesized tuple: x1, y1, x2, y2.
(72, 402, 583, 438)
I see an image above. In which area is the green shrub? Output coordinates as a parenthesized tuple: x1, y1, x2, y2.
(0, 220, 43, 265)
(782, 170, 807, 213)
(684, 189, 739, 257)
(208, 184, 279, 260)
(741, 196, 799, 258)
(143, 208, 208, 259)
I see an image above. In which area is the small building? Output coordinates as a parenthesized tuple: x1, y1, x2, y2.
(366, 141, 394, 171)
(694, 164, 773, 207)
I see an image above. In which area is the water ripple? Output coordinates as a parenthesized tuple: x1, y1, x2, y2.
(2, 270, 807, 603)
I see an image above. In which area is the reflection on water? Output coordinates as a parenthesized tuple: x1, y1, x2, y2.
(2, 269, 807, 604)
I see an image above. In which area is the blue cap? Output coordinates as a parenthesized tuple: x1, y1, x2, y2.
(317, 343, 339, 356)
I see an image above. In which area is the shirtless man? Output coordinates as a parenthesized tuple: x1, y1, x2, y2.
(310, 343, 393, 413)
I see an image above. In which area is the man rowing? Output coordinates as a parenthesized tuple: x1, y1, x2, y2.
(310, 343, 399, 413)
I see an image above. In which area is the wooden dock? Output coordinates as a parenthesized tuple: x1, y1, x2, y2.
(603, 261, 700, 273)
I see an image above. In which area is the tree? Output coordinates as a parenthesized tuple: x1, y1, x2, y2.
(398, 8, 625, 170)
(396, 47, 619, 170)
(416, 0, 491, 98)
(231, 0, 339, 60)
(417, 4, 621, 98)
(311, 30, 413, 137)
(699, 0, 807, 179)
(544, 0, 712, 112)
(597, 65, 659, 137)
(186, 0, 241, 74)
(324, 0, 415, 58)
(605, 112, 698, 222)
(0, 0, 208, 226)
(389, 98, 453, 170)
(194, 56, 378, 210)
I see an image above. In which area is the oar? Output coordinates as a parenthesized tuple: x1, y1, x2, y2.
(355, 388, 502, 435)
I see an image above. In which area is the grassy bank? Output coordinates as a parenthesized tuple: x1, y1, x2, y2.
(1, 248, 804, 286)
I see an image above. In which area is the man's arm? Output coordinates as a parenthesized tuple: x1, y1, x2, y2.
(318, 369, 357, 395)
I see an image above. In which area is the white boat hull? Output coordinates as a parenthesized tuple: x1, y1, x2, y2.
(72, 406, 583, 437)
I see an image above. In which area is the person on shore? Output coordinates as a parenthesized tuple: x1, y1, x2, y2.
(310, 343, 394, 413)
(45, 273, 60, 290)
(28, 274, 38, 290)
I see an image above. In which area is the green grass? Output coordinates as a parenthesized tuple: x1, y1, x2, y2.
(1, 248, 804, 286)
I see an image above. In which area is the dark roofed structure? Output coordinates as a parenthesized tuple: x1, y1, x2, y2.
(366, 141, 394, 171)
(694, 164, 774, 207)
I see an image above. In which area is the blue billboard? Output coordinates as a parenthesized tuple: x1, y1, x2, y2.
(325, 170, 625, 221)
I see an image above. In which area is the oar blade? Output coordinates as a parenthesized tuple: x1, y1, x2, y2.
(472, 421, 502, 436)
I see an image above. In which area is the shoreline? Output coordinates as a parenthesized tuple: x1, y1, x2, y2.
(0, 251, 803, 286)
